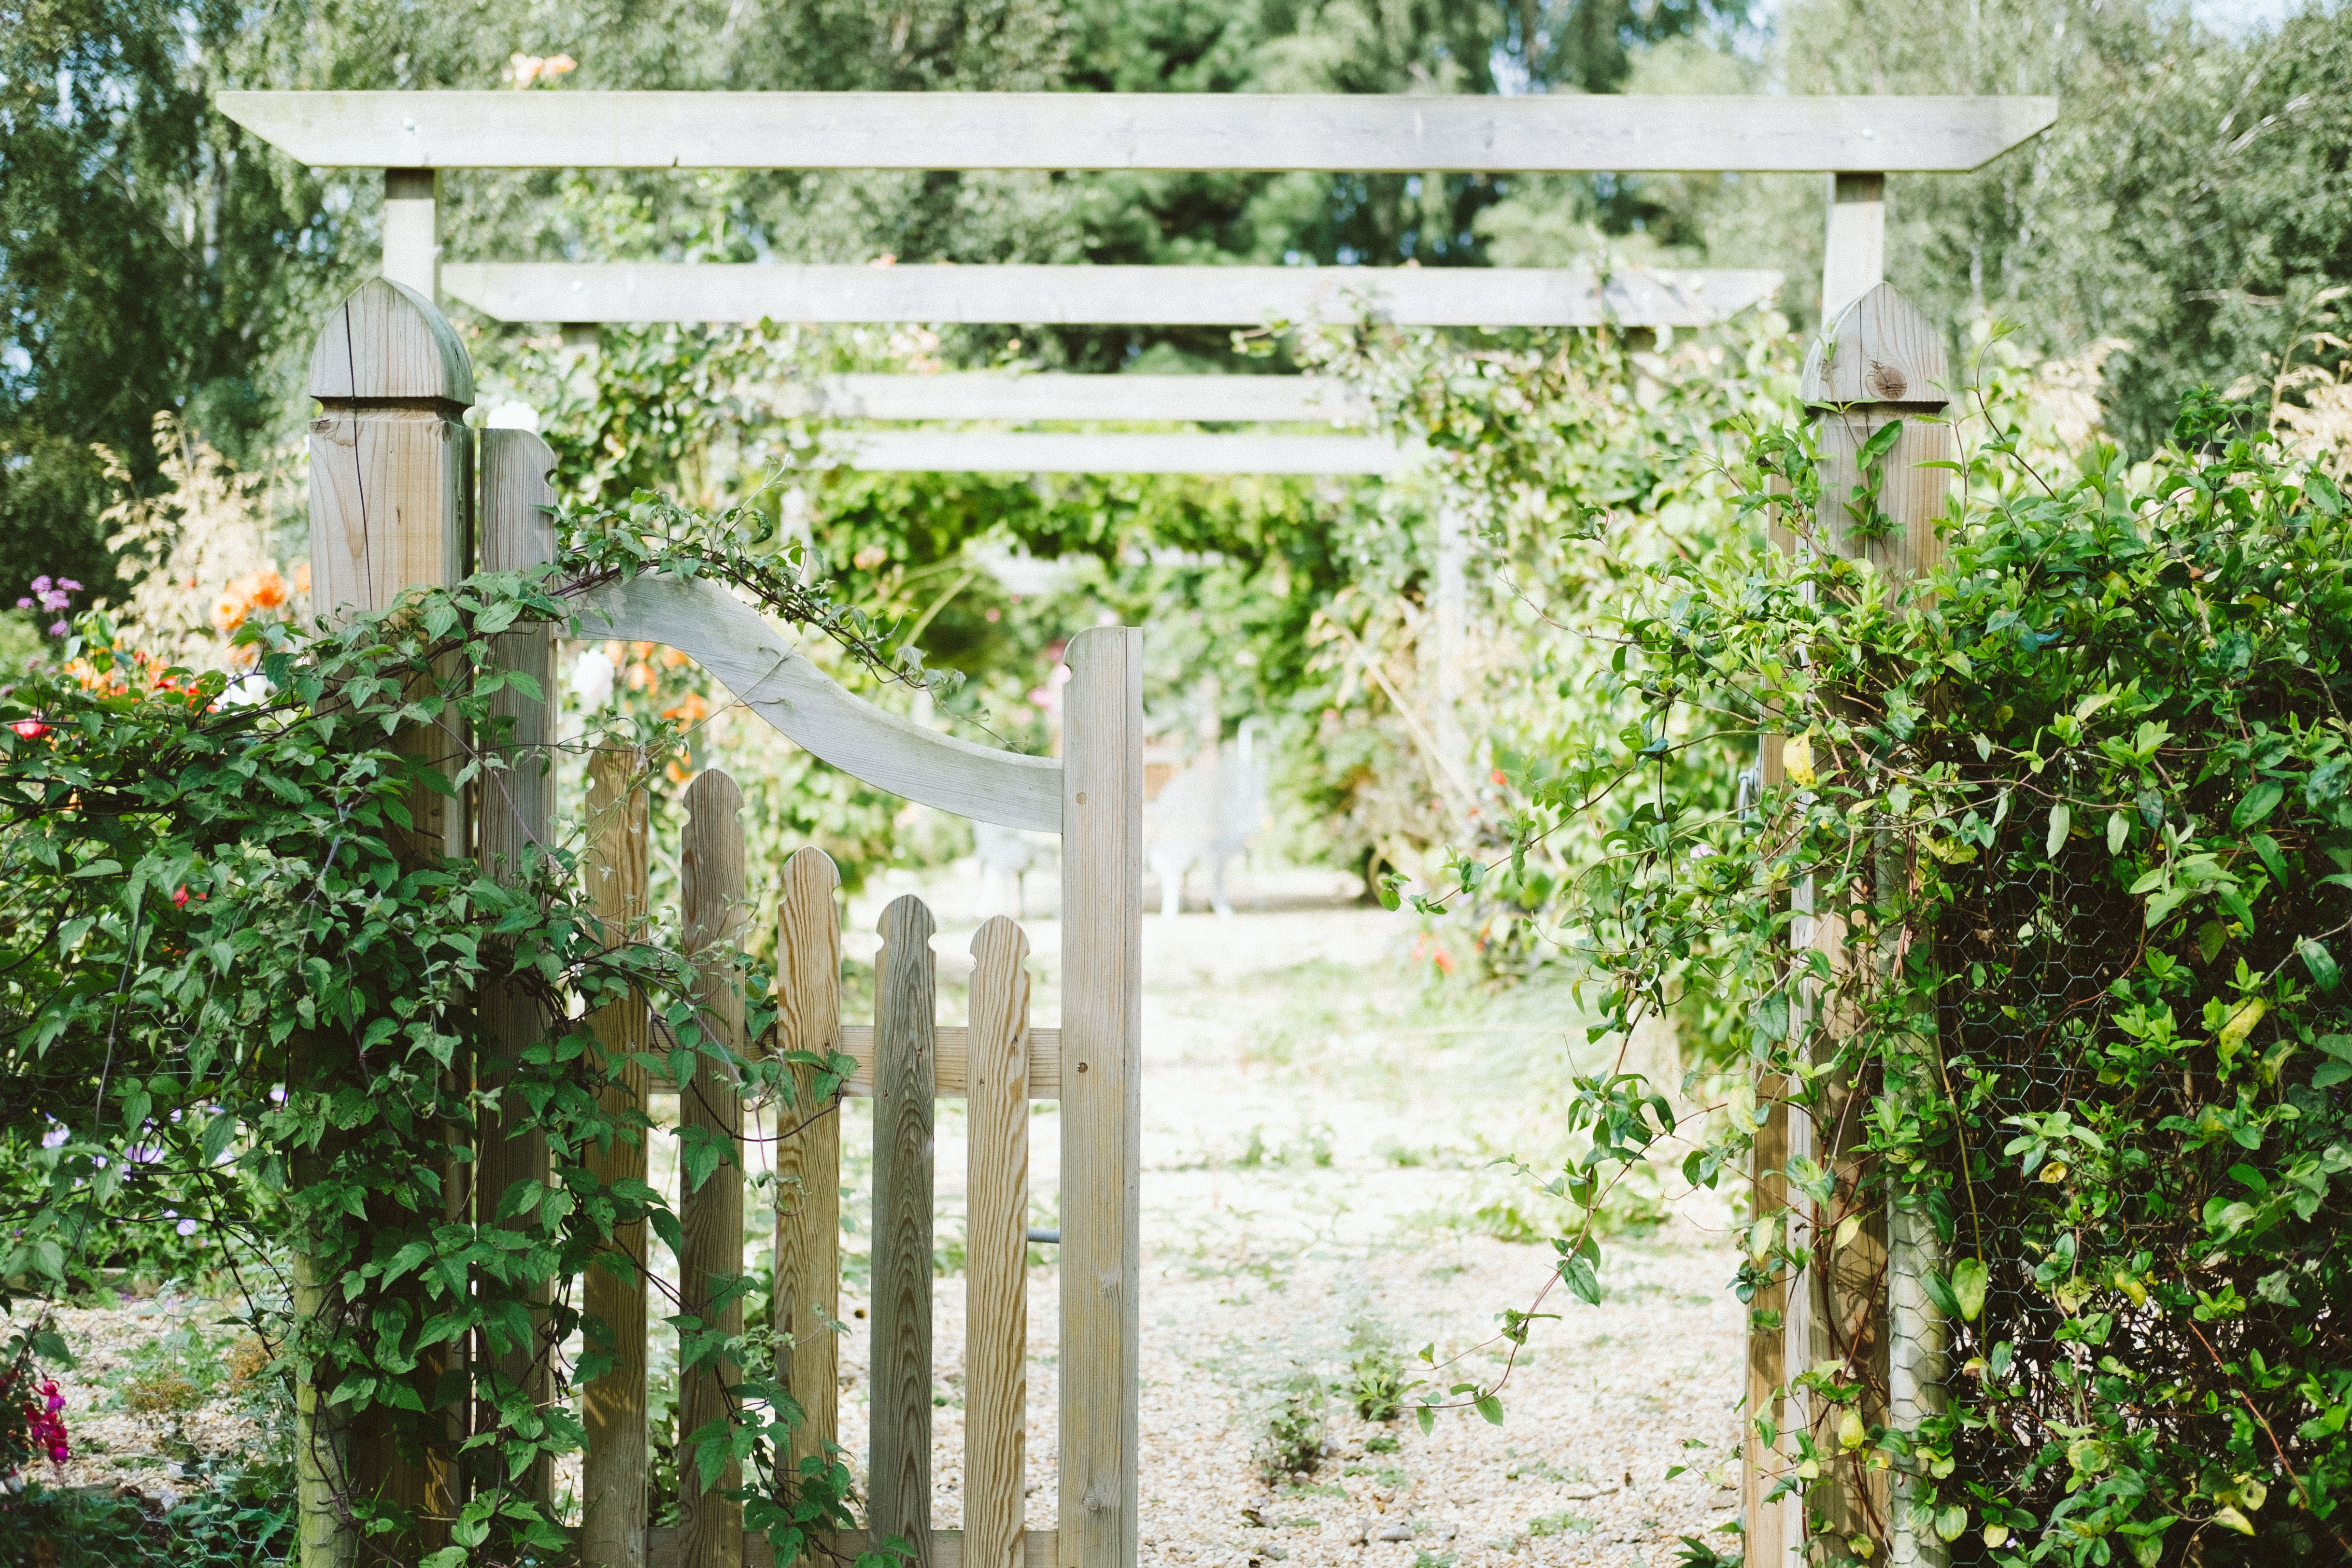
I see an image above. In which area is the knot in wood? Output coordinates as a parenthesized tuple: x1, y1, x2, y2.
(1863, 360, 1907, 401)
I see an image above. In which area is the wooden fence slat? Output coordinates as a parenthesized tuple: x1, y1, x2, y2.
(834, 1026, 1058, 1099)
(774, 847, 843, 1483)
(964, 918, 1032, 1568)
(1057, 627, 1145, 1568)
(476, 425, 559, 1512)
(583, 751, 651, 1568)
(680, 771, 749, 1568)
(871, 895, 937, 1567)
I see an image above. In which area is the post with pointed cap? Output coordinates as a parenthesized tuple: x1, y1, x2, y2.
(1757, 282, 1953, 1568)
(300, 278, 478, 1567)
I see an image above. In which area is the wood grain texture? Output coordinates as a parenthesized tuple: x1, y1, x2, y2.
(647, 1527, 1060, 1568)
(383, 169, 439, 300)
(475, 425, 559, 1512)
(217, 91, 2056, 173)
(1741, 1074, 1789, 1568)
(820, 430, 1400, 476)
(442, 262, 1778, 329)
(568, 575, 1060, 833)
(680, 771, 749, 1568)
(793, 373, 1368, 425)
(964, 918, 1032, 1568)
(582, 752, 652, 1568)
(772, 847, 843, 1484)
(300, 279, 477, 1566)
(1788, 281, 1951, 1568)
(308, 277, 472, 405)
(1056, 627, 1145, 1568)
(835, 1026, 1058, 1099)
(1819, 172, 1885, 325)
(870, 895, 938, 1568)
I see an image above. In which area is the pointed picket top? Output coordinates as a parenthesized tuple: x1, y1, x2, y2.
(1800, 281, 1948, 411)
(308, 277, 474, 406)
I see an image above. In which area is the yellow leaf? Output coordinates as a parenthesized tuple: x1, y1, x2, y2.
(1834, 1214, 1862, 1251)
(1838, 1408, 1868, 1451)
(2040, 1162, 2070, 1184)
(1847, 1533, 1877, 1560)
(1784, 733, 1816, 789)
(1983, 1525, 2011, 1548)
(2218, 996, 2267, 1055)
(2211, 1505, 2255, 1536)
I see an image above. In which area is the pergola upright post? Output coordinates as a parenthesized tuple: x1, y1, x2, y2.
(1822, 173, 1887, 325)
(384, 169, 440, 299)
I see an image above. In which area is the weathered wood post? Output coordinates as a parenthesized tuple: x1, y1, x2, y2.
(583, 751, 653, 1568)
(965, 918, 1034, 1568)
(679, 770, 750, 1568)
(477, 427, 560, 1511)
(302, 278, 475, 1567)
(1788, 283, 1953, 1567)
(1058, 626, 1145, 1568)
(871, 895, 940, 1568)
(774, 847, 845, 1497)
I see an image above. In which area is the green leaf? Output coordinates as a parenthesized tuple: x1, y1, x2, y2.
(2107, 811, 2127, 856)
(2231, 779, 2283, 830)
(2300, 938, 2340, 992)
(1856, 418, 1905, 466)
(1474, 1394, 1505, 1426)
(1951, 1258, 1989, 1323)
(2046, 804, 2071, 859)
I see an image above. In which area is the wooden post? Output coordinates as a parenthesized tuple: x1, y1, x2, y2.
(965, 917, 1033, 1568)
(385, 169, 439, 299)
(1430, 503, 1470, 792)
(1058, 627, 1144, 1568)
(680, 770, 749, 1568)
(583, 751, 652, 1568)
(476, 427, 559, 1512)
(302, 278, 475, 1568)
(1793, 282, 1953, 1568)
(1822, 173, 1885, 326)
(774, 848, 844, 1490)
(871, 895, 938, 1568)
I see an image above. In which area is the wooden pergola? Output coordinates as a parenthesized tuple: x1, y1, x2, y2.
(224, 86, 2057, 1568)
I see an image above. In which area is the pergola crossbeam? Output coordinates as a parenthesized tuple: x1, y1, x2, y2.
(443, 262, 1780, 328)
(217, 91, 2056, 173)
(820, 430, 1400, 475)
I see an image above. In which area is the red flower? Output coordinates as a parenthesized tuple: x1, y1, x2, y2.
(172, 887, 190, 908)
(11, 720, 47, 740)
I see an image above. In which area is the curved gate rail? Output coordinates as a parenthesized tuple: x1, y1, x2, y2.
(303, 278, 1142, 1568)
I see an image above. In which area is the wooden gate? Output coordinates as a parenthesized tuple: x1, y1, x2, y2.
(305, 279, 1142, 1568)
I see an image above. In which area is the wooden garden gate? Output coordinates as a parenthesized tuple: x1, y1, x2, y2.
(304, 279, 1141, 1568)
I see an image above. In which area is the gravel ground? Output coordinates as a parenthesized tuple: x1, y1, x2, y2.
(18, 859, 1745, 1568)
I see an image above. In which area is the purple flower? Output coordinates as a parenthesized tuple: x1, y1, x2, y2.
(58, 579, 80, 592)
(48, 621, 66, 636)
(268, 1086, 286, 1103)
(125, 1144, 160, 1164)
(176, 1218, 198, 1237)
(40, 1121, 67, 1149)
(30, 577, 49, 594)
(13, 599, 27, 610)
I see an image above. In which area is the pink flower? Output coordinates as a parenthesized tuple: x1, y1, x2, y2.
(172, 887, 189, 908)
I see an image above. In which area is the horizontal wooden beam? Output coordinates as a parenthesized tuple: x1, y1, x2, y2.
(444, 261, 1778, 327)
(567, 574, 1063, 832)
(836, 1025, 1061, 1099)
(822, 429, 1401, 475)
(647, 1526, 1058, 1568)
(792, 372, 1370, 424)
(217, 91, 2056, 172)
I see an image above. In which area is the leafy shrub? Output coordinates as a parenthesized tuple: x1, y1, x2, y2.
(1342, 1306, 1413, 1422)
(1253, 1365, 1326, 1483)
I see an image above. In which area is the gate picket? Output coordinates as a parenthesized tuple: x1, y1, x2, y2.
(871, 895, 939, 1567)
(964, 918, 1032, 1568)
(584, 752, 652, 1568)
(773, 846, 844, 1483)
(680, 770, 749, 1568)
